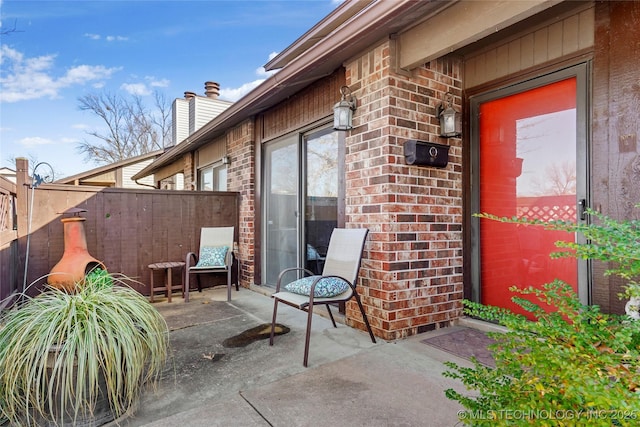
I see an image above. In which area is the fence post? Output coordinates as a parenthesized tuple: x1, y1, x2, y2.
(15, 158, 29, 291)
(15, 158, 30, 238)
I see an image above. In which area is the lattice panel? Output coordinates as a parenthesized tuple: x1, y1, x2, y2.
(0, 192, 13, 232)
(517, 204, 576, 222)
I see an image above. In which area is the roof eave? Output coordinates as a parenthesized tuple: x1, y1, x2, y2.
(133, 0, 431, 181)
(264, 0, 375, 71)
(59, 149, 164, 184)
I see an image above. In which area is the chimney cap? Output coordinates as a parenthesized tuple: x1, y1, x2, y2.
(58, 207, 87, 216)
(204, 81, 220, 99)
(184, 91, 196, 99)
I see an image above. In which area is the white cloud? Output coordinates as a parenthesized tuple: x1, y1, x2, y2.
(120, 82, 150, 96)
(146, 77, 170, 88)
(18, 136, 54, 147)
(255, 66, 276, 78)
(219, 53, 280, 102)
(84, 33, 128, 42)
(105, 35, 128, 42)
(118, 77, 169, 97)
(0, 45, 120, 103)
(61, 64, 119, 85)
(255, 51, 279, 77)
(219, 80, 264, 102)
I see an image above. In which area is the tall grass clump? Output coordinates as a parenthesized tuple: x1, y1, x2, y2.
(0, 272, 169, 426)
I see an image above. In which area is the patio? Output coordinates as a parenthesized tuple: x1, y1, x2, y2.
(113, 286, 478, 427)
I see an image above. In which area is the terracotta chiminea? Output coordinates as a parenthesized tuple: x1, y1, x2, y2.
(48, 208, 106, 292)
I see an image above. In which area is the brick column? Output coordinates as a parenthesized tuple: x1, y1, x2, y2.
(343, 40, 464, 340)
(227, 120, 256, 288)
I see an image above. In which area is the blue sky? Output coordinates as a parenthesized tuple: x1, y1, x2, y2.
(0, 0, 339, 178)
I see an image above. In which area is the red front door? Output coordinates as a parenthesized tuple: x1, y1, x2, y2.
(476, 76, 583, 316)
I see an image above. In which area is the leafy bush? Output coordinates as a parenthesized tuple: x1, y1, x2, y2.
(444, 281, 640, 426)
(84, 267, 113, 290)
(476, 207, 640, 299)
(444, 207, 640, 426)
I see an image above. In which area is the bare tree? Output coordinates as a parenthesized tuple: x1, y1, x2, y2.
(152, 91, 173, 148)
(77, 90, 172, 164)
(7, 154, 63, 180)
(307, 143, 338, 197)
(531, 160, 577, 196)
(1, 19, 23, 36)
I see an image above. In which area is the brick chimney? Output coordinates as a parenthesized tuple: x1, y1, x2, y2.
(204, 81, 220, 99)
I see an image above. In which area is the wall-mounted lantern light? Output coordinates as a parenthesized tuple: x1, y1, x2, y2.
(333, 85, 357, 131)
(436, 92, 461, 138)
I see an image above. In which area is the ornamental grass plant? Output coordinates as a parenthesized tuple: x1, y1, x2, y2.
(0, 270, 169, 426)
(444, 206, 640, 426)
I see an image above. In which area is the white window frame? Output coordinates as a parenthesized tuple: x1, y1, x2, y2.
(198, 161, 227, 191)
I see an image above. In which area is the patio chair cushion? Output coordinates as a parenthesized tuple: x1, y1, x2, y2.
(306, 244, 321, 260)
(284, 276, 349, 298)
(196, 245, 229, 267)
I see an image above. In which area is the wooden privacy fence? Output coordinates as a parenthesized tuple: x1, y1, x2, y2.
(1, 161, 239, 301)
(0, 175, 18, 303)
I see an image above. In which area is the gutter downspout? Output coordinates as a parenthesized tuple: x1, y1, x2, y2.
(134, 178, 158, 189)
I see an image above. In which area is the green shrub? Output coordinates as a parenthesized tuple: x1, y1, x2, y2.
(445, 207, 640, 426)
(444, 281, 640, 426)
(476, 207, 640, 299)
(84, 267, 113, 290)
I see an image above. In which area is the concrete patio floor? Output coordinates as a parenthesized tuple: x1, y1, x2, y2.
(114, 286, 476, 427)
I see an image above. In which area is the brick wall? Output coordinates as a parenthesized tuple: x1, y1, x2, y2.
(227, 120, 256, 287)
(344, 39, 464, 340)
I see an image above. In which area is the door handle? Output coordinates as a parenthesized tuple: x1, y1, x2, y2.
(578, 199, 587, 221)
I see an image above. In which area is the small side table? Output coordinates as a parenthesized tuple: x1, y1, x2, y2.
(148, 261, 185, 303)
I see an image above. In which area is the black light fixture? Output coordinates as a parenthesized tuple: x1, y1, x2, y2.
(437, 92, 461, 138)
(333, 85, 357, 131)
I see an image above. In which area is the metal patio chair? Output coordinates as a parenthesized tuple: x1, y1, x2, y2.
(269, 228, 376, 367)
(185, 226, 237, 302)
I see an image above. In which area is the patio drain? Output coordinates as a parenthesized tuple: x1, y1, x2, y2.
(202, 352, 226, 362)
(222, 323, 290, 348)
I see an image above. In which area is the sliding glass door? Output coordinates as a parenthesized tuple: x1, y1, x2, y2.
(304, 128, 341, 274)
(263, 136, 299, 286)
(262, 127, 342, 286)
